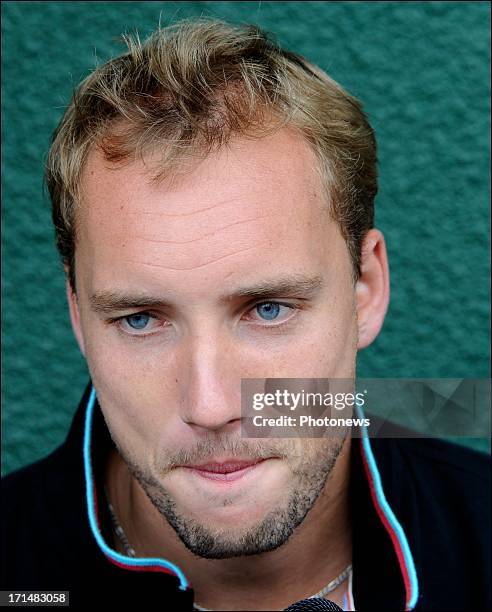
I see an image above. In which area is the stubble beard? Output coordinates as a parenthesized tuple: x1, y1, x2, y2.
(122, 435, 347, 560)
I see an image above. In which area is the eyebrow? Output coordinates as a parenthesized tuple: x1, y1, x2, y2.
(89, 274, 323, 314)
(227, 275, 323, 300)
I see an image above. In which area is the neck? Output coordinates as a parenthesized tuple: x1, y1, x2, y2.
(105, 436, 352, 611)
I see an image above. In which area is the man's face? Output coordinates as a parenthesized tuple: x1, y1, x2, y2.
(71, 127, 359, 558)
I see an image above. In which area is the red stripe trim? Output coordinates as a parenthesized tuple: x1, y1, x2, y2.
(87, 408, 181, 582)
(359, 438, 413, 610)
(106, 555, 177, 576)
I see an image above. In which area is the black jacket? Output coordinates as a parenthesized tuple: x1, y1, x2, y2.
(1, 382, 490, 610)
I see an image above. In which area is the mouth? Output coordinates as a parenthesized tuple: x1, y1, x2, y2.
(180, 457, 271, 483)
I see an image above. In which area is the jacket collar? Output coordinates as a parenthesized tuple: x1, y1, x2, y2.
(71, 382, 419, 610)
(350, 413, 419, 610)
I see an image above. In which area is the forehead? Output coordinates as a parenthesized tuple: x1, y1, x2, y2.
(76, 127, 346, 296)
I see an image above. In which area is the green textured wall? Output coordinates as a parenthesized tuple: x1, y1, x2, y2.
(1, 1, 490, 476)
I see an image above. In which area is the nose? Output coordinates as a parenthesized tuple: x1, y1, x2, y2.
(178, 329, 241, 434)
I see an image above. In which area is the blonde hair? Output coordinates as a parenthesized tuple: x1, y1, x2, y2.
(45, 17, 377, 291)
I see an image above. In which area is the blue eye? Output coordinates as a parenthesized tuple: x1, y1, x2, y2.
(255, 302, 281, 320)
(125, 313, 151, 330)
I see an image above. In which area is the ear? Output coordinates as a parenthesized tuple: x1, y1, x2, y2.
(355, 228, 390, 349)
(65, 270, 86, 357)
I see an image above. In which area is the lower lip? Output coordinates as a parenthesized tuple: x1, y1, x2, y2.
(184, 459, 269, 483)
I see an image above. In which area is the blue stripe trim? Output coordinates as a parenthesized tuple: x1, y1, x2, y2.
(355, 403, 419, 610)
(83, 385, 189, 591)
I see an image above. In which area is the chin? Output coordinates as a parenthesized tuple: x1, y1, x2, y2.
(176, 490, 281, 528)
(169, 508, 299, 560)
(159, 484, 316, 560)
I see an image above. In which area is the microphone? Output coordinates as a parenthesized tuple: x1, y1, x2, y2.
(284, 597, 343, 611)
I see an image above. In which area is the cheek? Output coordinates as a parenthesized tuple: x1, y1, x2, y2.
(269, 307, 356, 378)
(82, 314, 175, 394)
(83, 336, 180, 454)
